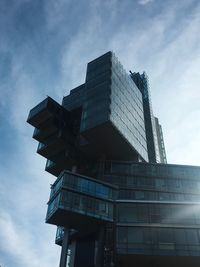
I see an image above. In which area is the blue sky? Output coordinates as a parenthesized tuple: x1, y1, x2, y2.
(0, 0, 200, 266)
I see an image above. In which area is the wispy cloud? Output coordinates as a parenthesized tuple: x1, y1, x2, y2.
(1, 0, 200, 266)
(0, 211, 59, 267)
(138, 0, 154, 5)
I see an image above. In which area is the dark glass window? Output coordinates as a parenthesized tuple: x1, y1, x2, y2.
(96, 184, 109, 198)
(149, 205, 160, 223)
(186, 229, 199, 245)
(112, 163, 131, 174)
(117, 227, 127, 243)
(137, 205, 148, 222)
(159, 192, 170, 200)
(159, 228, 173, 243)
(155, 178, 166, 189)
(143, 228, 152, 244)
(160, 205, 171, 223)
(117, 204, 137, 222)
(174, 229, 186, 244)
(135, 191, 145, 200)
(128, 228, 143, 243)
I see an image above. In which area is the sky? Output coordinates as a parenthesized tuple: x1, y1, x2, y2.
(0, 0, 200, 266)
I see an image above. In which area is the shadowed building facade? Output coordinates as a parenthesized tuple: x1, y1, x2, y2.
(27, 52, 200, 267)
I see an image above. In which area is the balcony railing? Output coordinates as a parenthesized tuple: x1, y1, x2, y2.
(49, 171, 116, 201)
(46, 189, 114, 224)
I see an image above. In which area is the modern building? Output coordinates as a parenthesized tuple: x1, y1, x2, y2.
(27, 51, 200, 267)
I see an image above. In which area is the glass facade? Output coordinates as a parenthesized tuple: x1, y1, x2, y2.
(103, 174, 200, 195)
(131, 72, 158, 163)
(117, 203, 200, 224)
(45, 162, 200, 259)
(117, 227, 200, 256)
(62, 52, 148, 162)
(110, 53, 148, 161)
(81, 54, 111, 131)
(62, 84, 85, 111)
(104, 161, 200, 178)
(100, 161, 200, 258)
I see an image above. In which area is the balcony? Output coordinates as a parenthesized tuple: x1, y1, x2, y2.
(32, 117, 59, 142)
(46, 161, 70, 177)
(27, 97, 61, 128)
(55, 226, 65, 246)
(45, 159, 58, 175)
(55, 227, 78, 246)
(44, 147, 78, 176)
(45, 159, 65, 177)
(46, 171, 116, 231)
(37, 133, 67, 159)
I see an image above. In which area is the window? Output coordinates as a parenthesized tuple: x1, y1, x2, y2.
(96, 184, 109, 198)
(79, 179, 89, 192)
(73, 195, 80, 208)
(149, 205, 160, 223)
(117, 227, 127, 243)
(143, 228, 152, 244)
(159, 192, 170, 201)
(60, 191, 71, 204)
(186, 229, 199, 245)
(99, 202, 108, 215)
(88, 181, 95, 194)
(112, 163, 131, 174)
(159, 229, 173, 244)
(155, 178, 166, 189)
(128, 228, 143, 243)
(135, 191, 145, 200)
(175, 229, 186, 244)
(137, 205, 148, 222)
(117, 204, 137, 223)
(48, 195, 59, 215)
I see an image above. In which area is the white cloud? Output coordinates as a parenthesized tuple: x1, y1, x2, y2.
(44, 0, 70, 31)
(0, 211, 59, 267)
(0, 136, 60, 267)
(106, 0, 200, 165)
(138, 0, 154, 5)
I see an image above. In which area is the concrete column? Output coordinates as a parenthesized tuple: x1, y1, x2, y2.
(59, 228, 69, 267)
(95, 227, 105, 267)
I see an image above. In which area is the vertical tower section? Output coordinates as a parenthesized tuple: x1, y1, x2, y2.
(81, 52, 112, 133)
(110, 53, 148, 162)
(154, 116, 167, 163)
(130, 72, 157, 163)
